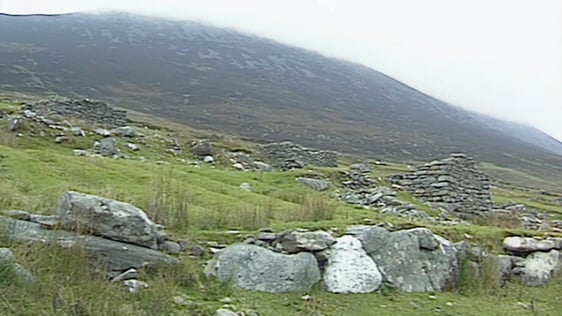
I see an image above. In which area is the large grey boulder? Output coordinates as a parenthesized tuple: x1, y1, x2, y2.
(296, 177, 331, 191)
(522, 250, 560, 286)
(191, 139, 212, 157)
(8, 116, 23, 132)
(1, 216, 177, 276)
(278, 230, 336, 253)
(503, 237, 561, 255)
(323, 235, 382, 293)
(93, 137, 119, 157)
(348, 226, 458, 292)
(206, 244, 321, 293)
(57, 191, 160, 249)
(111, 126, 136, 137)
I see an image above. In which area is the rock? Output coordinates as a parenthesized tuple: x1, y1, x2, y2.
(324, 235, 382, 293)
(8, 116, 23, 132)
(503, 237, 560, 255)
(0, 247, 16, 266)
(240, 183, 252, 192)
(216, 309, 238, 316)
(111, 126, 136, 137)
(160, 241, 181, 255)
(1, 216, 178, 275)
(111, 268, 139, 282)
(23, 110, 36, 118)
(0, 247, 35, 285)
(94, 128, 112, 137)
(55, 136, 69, 143)
(206, 244, 321, 293)
(73, 149, 89, 156)
(191, 139, 212, 157)
(252, 161, 273, 172)
(123, 279, 148, 293)
(279, 230, 336, 253)
(296, 177, 331, 191)
(260, 141, 338, 167)
(57, 191, 160, 249)
(93, 138, 118, 157)
(348, 226, 458, 292)
(233, 163, 245, 171)
(71, 127, 86, 137)
(522, 250, 560, 286)
(203, 155, 215, 163)
(126, 143, 140, 151)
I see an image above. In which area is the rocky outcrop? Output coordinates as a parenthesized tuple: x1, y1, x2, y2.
(205, 244, 321, 293)
(390, 153, 492, 218)
(323, 235, 382, 293)
(22, 98, 128, 127)
(348, 226, 458, 292)
(57, 191, 161, 249)
(260, 141, 338, 169)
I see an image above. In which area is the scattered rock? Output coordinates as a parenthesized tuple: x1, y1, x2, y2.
(522, 250, 560, 286)
(93, 138, 118, 157)
(324, 235, 382, 293)
(123, 279, 148, 293)
(215, 309, 238, 316)
(159, 241, 181, 255)
(55, 136, 69, 143)
(297, 177, 331, 191)
(206, 244, 321, 293)
(57, 191, 160, 249)
(203, 155, 215, 163)
(8, 116, 23, 131)
(111, 126, 136, 137)
(191, 139, 212, 157)
(278, 230, 336, 253)
(126, 143, 140, 151)
(260, 141, 338, 168)
(0, 247, 36, 285)
(503, 237, 561, 255)
(73, 149, 89, 156)
(71, 127, 86, 137)
(94, 128, 112, 137)
(240, 183, 252, 192)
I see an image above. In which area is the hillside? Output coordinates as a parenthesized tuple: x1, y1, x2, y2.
(0, 12, 561, 188)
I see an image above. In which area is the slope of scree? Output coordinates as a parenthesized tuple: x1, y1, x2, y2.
(0, 12, 561, 186)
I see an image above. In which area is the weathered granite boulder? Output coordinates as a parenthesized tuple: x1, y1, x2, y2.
(57, 191, 160, 249)
(348, 226, 458, 292)
(191, 140, 212, 157)
(93, 138, 118, 157)
(205, 244, 321, 293)
(522, 250, 560, 286)
(278, 230, 336, 253)
(297, 177, 331, 191)
(323, 235, 382, 293)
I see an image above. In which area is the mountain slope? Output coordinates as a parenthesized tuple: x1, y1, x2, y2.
(0, 12, 561, 181)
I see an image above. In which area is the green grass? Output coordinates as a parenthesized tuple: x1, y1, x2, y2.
(2, 99, 562, 315)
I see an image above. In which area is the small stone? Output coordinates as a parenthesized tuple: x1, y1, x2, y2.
(160, 241, 181, 255)
(215, 309, 238, 316)
(123, 279, 148, 293)
(301, 295, 312, 301)
(233, 163, 245, 171)
(203, 155, 215, 163)
(240, 183, 252, 192)
(55, 136, 69, 143)
(220, 297, 233, 304)
(126, 143, 140, 151)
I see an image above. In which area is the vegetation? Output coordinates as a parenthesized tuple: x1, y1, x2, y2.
(1, 99, 562, 315)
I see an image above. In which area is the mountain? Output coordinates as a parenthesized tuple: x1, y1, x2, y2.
(1, 12, 561, 182)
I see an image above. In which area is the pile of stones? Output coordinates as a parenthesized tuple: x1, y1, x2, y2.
(259, 141, 338, 170)
(225, 151, 273, 172)
(390, 153, 492, 218)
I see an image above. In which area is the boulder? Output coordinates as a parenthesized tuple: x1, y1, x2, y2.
(252, 161, 273, 172)
(503, 237, 560, 255)
(206, 244, 321, 293)
(191, 139, 212, 157)
(111, 126, 136, 137)
(94, 128, 112, 137)
(323, 235, 382, 293)
(126, 143, 140, 151)
(57, 191, 160, 249)
(1, 216, 178, 275)
(296, 177, 331, 191)
(71, 127, 86, 137)
(348, 226, 458, 292)
(278, 230, 336, 253)
(216, 309, 238, 316)
(0, 247, 36, 285)
(93, 137, 119, 157)
(203, 155, 215, 163)
(522, 250, 560, 286)
(8, 116, 23, 132)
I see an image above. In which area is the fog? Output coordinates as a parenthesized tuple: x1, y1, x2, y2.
(2, 0, 561, 140)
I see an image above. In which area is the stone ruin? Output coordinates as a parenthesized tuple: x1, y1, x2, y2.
(390, 153, 492, 218)
(22, 98, 128, 127)
(259, 141, 338, 169)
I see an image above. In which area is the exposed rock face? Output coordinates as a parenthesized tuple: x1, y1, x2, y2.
(22, 98, 128, 127)
(57, 191, 160, 249)
(390, 153, 492, 218)
(296, 177, 331, 191)
(323, 235, 382, 293)
(260, 141, 338, 168)
(348, 226, 458, 292)
(205, 244, 321, 293)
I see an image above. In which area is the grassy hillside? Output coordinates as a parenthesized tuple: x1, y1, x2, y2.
(1, 99, 562, 315)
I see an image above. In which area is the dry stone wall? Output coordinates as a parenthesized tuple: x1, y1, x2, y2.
(390, 153, 492, 218)
(259, 141, 338, 169)
(22, 98, 128, 127)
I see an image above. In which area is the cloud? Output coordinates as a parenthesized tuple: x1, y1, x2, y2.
(3, 0, 561, 140)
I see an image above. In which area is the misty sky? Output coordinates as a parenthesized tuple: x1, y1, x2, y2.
(2, 0, 561, 141)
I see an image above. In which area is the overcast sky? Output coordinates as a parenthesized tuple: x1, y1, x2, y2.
(2, 0, 561, 141)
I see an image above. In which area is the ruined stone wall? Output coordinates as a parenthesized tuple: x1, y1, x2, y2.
(390, 153, 492, 218)
(22, 98, 128, 127)
(260, 141, 338, 168)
